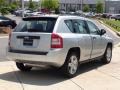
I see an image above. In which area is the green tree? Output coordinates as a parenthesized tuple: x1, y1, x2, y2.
(10, 1, 19, 10)
(0, 0, 9, 15)
(0, 7, 9, 15)
(41, 0, 59, 11)
(96, 1, 103, 13)
(28, 0, 35, 10)
(9, 1, 20, 12)
(83, 5, 90, 12)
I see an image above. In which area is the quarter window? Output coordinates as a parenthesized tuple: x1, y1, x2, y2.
(87, 21, 100, 35)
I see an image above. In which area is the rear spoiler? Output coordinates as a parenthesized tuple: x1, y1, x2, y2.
(23, 17, 57, 21)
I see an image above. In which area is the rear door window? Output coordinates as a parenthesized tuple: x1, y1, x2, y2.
(64, 20, 74, 33)
(72, 20, 88, 34)
(65, 19, 88, 34)
(14, 18, 57, 33)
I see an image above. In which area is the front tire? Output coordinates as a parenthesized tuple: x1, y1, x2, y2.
(62, 52, 79, 78)
(16, 62, 32, 71)
(101, 45, 112, 64)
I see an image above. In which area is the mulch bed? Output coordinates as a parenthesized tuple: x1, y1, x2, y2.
(0, 27, 11, 34)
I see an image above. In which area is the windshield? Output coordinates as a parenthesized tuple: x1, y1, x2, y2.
(14, 19, 56, 33)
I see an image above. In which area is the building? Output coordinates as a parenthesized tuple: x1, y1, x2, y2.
(59, 0, 105, 12)
(8, 0, 120, 14)
(105, 0, 120, 14)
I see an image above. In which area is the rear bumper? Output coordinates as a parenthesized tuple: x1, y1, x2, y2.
(7, 48, 67, 67)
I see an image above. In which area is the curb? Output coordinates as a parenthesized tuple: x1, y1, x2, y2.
(0, 36, 8, 38)
(97, 20, 120, 37)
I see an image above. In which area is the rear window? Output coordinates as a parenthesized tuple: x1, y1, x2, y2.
(0, 16, 10, 20)
(14, 17, 57, 33)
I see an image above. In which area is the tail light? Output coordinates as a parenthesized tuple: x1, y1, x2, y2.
(51, 33, 63, 48)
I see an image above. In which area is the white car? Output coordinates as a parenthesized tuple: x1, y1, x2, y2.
(7, 15, 113, 77)
(31, 12, 43, 16)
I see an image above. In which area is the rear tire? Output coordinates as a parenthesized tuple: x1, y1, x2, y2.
(101, 45, 112, 64)
(61, 52, 79, 78)
(16, 62, 32, 71)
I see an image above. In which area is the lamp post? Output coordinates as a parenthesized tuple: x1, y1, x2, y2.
(81, 0, 83, 11)
(40, 0, 42, 12)
(22, 0, 24, 17)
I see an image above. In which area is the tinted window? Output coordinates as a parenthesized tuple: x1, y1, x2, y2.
(14, 19, 56, 33)
(87, 21, 100, 35)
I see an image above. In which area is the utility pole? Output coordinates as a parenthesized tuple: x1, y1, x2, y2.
(40, 0, 42, 11)
(22, 0, 24, 17)
(81, 0, 83, 12)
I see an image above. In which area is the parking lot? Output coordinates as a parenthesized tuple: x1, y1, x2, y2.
(0, 44, 120, 90)
(0, 15, 120, 90)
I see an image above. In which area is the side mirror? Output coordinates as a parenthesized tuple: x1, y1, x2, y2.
(100, 29, 106, 35)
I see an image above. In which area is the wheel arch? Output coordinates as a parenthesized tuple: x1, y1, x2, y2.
(66, 47, 81, 60)
(107, 42, 113, 48)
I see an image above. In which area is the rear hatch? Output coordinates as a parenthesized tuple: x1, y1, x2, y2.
(9, 17, 57, 53)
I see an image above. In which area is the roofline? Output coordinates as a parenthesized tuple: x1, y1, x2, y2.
(22, 14, 91, 22)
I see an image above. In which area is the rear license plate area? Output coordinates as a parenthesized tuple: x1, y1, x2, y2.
(23, 39, 33, 46)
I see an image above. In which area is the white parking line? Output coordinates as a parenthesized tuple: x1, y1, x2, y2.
(0, 36, 8, 39)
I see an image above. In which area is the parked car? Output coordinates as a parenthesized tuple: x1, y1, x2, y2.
(31, 12, 43, 16)
(75, 10, 84, 17)
(102, 13, 111, 18)
(14, 9, 33, 17)
(7, 15, 113, 78)
(24, 11, 33, 17)
(0, 16, 17, 29)
(14, 9, 23, 16)
(114, 14, 120, 20)
(83, 12, 96, 17)
(60, 10, 66, 14)
(110, 14, 116, 19)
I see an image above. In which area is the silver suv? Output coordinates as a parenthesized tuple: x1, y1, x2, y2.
(7, 15, 113, 77)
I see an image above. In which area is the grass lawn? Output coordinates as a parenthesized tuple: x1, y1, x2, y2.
(101, 19, 120, 32)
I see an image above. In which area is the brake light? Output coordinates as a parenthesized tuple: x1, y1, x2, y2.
(51, 33, 63, 48)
